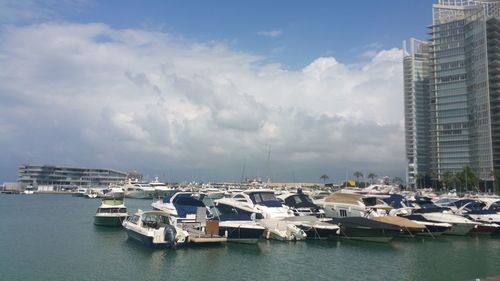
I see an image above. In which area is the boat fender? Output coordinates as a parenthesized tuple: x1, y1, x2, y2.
(164, 225, 177, 245)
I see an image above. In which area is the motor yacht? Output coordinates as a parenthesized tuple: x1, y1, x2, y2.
(402, 197, 477, 236)
(210, 198, 266, 243)
(332, 217, 402, 242)
(94, 199, 128, 226)
(447, 199, 500, 234)
(317, 192, 392, 219)
(151, 192, 208, 223)
(123, 181, 155, 199)
(227, 190, 307, 241)
(23, 186, 35, 195)
(122, 210, 189, 249)
(277, 189, 325, 217)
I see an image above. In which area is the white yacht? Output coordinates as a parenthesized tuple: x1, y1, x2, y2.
(149, 177, 173, 198)
(123, 181, 155, 199)
(402, 197, 477, 236)
(122, 210, 189, 249)
(151, 192, 207, 223)
(317, 192, 392, 219)
(23, 186, 35, 195)
(227, 190, 307, 241)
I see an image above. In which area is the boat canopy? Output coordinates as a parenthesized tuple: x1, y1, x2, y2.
(324, 193, 363, 205)
(284, 193, 317, 208)
(371, 216, 426, 229)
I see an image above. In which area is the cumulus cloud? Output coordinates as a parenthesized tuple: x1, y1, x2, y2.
(0, 22, 404, 182)
(257, 29, 282, 38)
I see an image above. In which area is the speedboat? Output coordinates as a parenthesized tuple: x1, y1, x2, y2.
(100, 185, 125, 199)
(211, 198, 266, 243)
(277, 189, 339, 239)
(332, 217, 402, 242)
(72, 187, 87, 197)
(151, 191, 208, 223)
(448, 199, 500, 234)
(221, 190, 307, 241)
(94, 199, 128, 226)
(122, 210, 189, 249)
(277, 189, 325, 217)
(23, 186, 35, 195)
(402, 197, 477, 236)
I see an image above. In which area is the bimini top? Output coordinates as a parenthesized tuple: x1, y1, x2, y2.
(324, 193, 363, 205)
(371, 216, 426, 230)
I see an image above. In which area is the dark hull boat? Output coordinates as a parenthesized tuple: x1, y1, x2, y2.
(217, 221, 266, 243)
(332, 217, 401, 242)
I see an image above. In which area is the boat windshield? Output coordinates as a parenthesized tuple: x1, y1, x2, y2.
(489, 202, 500, 212)
(249, 192, 282, 207)
(211, 204, 254, 221)
(284, 194, 316, 208)
(97, 208, 127, 213)
(142, 213, 170, 229)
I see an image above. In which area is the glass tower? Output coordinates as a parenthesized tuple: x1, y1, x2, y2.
(403, 39, 431, 188)
(405, 0, 500, 185)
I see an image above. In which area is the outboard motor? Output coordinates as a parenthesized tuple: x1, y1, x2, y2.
(164, 225, 177, 247)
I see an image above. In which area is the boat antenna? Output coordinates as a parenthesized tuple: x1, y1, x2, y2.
(266, 145, 271, 184)
(240, 160, 246, 184)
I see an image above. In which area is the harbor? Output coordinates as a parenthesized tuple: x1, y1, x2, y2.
(1, 184, 499, 281)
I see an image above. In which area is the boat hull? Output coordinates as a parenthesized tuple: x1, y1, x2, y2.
(339, 226, 399, 242)
(333, 217, 401, 243)
(94, 215, 127, 227)
(218, 224, 265, 244)
(444, 223, 475, 236)
(301, 226, 339, 240)
(124, 228, 186, 249)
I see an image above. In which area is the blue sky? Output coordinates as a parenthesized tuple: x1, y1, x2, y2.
(0, 0, 437, 183)
(7, 0, 435, 67)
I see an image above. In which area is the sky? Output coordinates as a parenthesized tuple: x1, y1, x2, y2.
(0, 0, 437, 183)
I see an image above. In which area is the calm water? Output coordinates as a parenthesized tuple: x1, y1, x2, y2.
(1, 194, 499, 281)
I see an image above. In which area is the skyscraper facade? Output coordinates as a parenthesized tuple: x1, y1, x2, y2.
(403, 39, 431, 187)
(404, 0, 500, 188)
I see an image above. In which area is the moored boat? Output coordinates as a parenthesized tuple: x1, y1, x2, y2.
(332, 217, 402, 242)
(122, 210, 189, 249)
(94, 199, 128, 226)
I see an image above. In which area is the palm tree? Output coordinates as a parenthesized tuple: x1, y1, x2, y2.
(493, 170, 500, 194)
(320, 174, 329, 185)
(442, 171, 457, 191)
(367, 173, 377, 184)
(353, 171, 363, 185)
(456, 166, 478, 192)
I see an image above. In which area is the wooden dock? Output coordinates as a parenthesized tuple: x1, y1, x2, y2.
(183, 221, 227, 244)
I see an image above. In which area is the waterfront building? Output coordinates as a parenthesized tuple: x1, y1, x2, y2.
(403, 38, 432, 187)
(18, 165, 129, 189)
(404, 0, 500, 188)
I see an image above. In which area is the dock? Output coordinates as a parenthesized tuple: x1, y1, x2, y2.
(182, 221, 227, 244)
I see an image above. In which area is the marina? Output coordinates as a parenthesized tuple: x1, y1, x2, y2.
(1, 189, 500, 281)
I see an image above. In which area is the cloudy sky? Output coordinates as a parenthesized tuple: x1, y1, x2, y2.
(0, 0, 436, 183)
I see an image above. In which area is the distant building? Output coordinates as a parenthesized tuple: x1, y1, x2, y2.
(404, 0, 500, 188)
(18, 165, 128, 189)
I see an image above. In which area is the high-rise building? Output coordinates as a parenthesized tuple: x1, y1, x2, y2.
(404, 0, 500, 188)
(403, 39, 431, 187)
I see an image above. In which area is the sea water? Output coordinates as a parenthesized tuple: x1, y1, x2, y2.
(1, 194, 499, 281)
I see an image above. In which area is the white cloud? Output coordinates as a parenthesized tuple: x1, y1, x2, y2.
(257, 29, 282, 38)
(0, 23, 405, 182)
